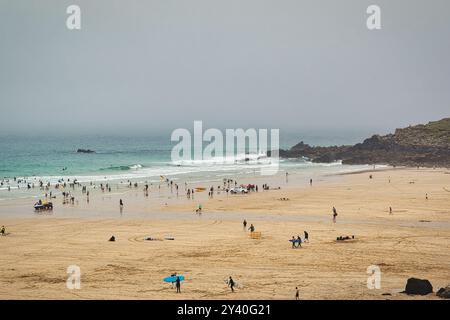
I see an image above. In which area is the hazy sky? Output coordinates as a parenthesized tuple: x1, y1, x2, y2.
(0, 0, 449, 136)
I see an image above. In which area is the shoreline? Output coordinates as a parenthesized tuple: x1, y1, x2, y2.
(0, 162, 373, 218)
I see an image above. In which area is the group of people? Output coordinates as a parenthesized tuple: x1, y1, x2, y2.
(242, 220, 255, 232)
(186, 188, 195, 199)
(169, 274, 236, 294)
(169, 273, 182, 293)
(62, 191, 76, 205)
(291, 231, 309, 248)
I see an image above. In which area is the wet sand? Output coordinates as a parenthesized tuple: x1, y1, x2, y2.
(0, 167, 449, 299)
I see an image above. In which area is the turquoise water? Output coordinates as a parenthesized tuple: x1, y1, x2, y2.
(0, 135, 172, 178)
(0, 130, 372, 179)
(0, 133, 374, 200)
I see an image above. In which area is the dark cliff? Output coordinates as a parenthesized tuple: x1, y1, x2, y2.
(278, 118, 450, 167)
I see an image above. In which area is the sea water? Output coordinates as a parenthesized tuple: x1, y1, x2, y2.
(0, 133, 374, 200)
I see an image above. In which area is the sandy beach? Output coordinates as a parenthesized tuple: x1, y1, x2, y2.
(0, 167, 449, 299)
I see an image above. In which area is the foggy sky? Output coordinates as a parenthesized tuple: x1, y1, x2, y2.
(0, 0, 449, 135)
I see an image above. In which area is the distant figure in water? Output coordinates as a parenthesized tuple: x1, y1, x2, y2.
(286, 172, 289, 183)
(243, 219, 247, 229)
(332, 207, 338, 223)
(426, 193, 428, 200)
(310, 178, 312, 186)
(295, 287, 300, 300)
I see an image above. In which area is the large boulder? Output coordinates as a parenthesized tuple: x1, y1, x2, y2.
(436, 286, 450, 299)
(404, 278, 433, 295)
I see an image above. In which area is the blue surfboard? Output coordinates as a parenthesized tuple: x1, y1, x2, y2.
(164, 275, 185, 282)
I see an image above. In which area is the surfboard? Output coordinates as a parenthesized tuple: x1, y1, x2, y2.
(289, 239, 301, 243)
(163, 275, 185, 282)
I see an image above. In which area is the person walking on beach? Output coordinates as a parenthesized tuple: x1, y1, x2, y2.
(243, 219, 247, 230)
(119, 199, 124, 214)
(291, 236, 296, 248)
(176, 276, 181, 293)
(295, 287, 300, 300)
(304, 231, 309, 242)
(296, 235, 302, 248)
(310, 178, 313, 186)
(248, 224, 255, 233)
(228, 276, 235, 292)
(332, 207, 338, 223)
(389, 206, 393, 214)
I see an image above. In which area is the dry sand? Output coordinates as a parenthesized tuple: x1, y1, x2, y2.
(0, 168, 449, 299)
